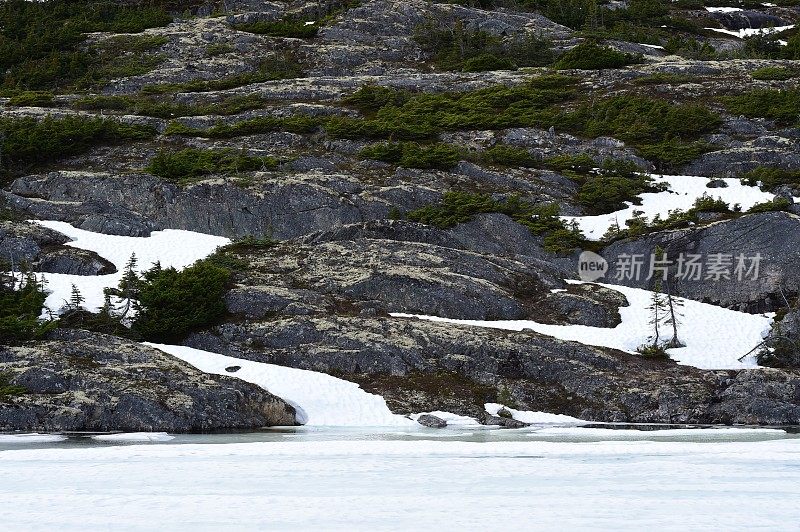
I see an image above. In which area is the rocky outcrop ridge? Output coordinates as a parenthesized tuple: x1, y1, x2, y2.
(0, 330, 297, 432)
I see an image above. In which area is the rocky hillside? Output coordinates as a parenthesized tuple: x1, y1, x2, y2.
(2, 0, 800, 430)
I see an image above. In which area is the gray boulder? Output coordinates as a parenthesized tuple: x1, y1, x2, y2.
(417, 414, 447, 428)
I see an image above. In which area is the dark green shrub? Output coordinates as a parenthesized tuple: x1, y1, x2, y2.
(751, 66, 795, 81)
(165, 115, 321, 138)
(0, 1, 174, 91)
(7, 91, 54, 107)
(0, 371, 26, 400)
(481, 145, 538, 167)
(359, 142, 463, 170)
(461, 53, 516, 72)
(0, 273, 55, 343)
(343, 85, 412, 115)
(132, 261, 231, 343)
(740, 167, 800, 191)
(147, 148, 278, 184)
(723, 89, 800, 124)
(554, 42, 642, 70)
(407, 192, 586, 253)
(0, 116, 155, 174)
(747, 197, 792, 214)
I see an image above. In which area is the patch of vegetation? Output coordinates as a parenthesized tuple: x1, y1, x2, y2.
(414, 20, 555, 71)
(0, 116, 156, 177)
(633, 73, 695, 85)
(146, 148, 278, 184)
(130, 261, 231, 343)
(740, 167, 800, 191)
(407, 191, 586, 254)
(607, 193, 741, 240)
(165, 114, 321, 138)
(0, 371, 27, 401)
(722, 89, 800, 124)
(747, 197, 792, 214)
(75, 93, 268, 119)
(359, 142, 464, 170)
(0, 272, 56, 344)
(140, 55, 304, 94)
(563, 95, 721, 170)
(751, 66, 796, 81)
(205, 42, 235, 57)
(480, 145, 539, 168)
(0, 1, 175, 92)
(7, 91, 55, 107)
(231, 1, 359, 38)
(327, 75, 578, 141)
(553, 42, 642, 70)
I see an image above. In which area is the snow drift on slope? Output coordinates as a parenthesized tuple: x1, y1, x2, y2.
(144, 343, 415, 427)
(562, 174, 776, 240)
(26, 221, 230, 315)
(393, 282, 772, 370)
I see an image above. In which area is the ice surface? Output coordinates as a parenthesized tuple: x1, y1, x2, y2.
(562, 174, 776, 240)
(393, 282, 772, 370)
(2, 439, 799, 530)
(145, 343, 415, 427)
(0, 433, 66, 444)
(27, 221, 230, 314)
(92, 432, 175, 442)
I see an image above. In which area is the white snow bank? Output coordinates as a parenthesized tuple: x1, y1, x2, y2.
(393, 282, 772, 370)
(562, 174, 776, 239)
(485, 403, 585, 424)
(145, 343, 415, 427)
(28, 221, 230, 314)
(705, 24, 795, 39)
(409, 411, 480, 426)
(705, 6, 743, 13)
(92, 432, 174, 442)
(0, 433, 66, 444)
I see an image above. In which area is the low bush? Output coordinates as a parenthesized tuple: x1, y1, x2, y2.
(165, 115, 321, 138)
(751, 66, 796, 81)
(0, 116, 155, 175)
(747, 197, 792, 214)
(146, 148, 278, 184)
(7, 91, 55, 107)
(407, 192, 586, 253)
(359, 142, 463, 170)
(132, 261, 231, 343)
(480, 145, 538, 168)
(0, 371, 26, 400)
(554, 42, 642, 70)
(740, 167, 800, 191)
(723, 89, 800, 124)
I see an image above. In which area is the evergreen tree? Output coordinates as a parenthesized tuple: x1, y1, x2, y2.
(68, 284, 85, 311)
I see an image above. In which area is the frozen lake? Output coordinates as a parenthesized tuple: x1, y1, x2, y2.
(2, 426, 800, 531)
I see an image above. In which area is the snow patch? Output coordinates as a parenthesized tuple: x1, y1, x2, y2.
(92, 432, 174, 442)
(145, 343, 415, 427)
(705, 24, 795, 39)
(27, 221, 229, 315)
(485, 403, 585, 424)
(393, 282, 772, 370)
(0, 433, 66, 444)
(562, 174, 776, 240)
